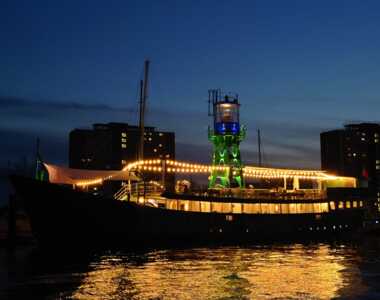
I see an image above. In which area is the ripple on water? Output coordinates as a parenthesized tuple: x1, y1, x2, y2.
(0, 243, 374, 299)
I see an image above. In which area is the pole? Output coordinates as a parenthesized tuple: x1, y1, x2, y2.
(138, 60, 150, 161)
(161, 160, 166, 190)
(138, 80, 144, 161)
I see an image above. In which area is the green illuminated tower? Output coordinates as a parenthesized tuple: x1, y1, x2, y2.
(208, 89, 246, 188)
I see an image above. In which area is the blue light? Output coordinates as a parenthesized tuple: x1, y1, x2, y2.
(215, 122, 240, 135)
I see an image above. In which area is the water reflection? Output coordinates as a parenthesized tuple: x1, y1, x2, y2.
(69, 244, 367, 299)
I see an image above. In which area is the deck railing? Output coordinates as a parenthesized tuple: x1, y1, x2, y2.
(115, 181, 326, 202)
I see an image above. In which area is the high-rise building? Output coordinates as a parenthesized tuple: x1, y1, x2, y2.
(69, 122, 175, 170)
(320, 123, 380, 209)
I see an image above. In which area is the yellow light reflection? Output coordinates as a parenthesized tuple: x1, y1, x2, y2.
(71, 245, 367, 299)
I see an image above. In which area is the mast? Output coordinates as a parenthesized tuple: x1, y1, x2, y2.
(258, 129, 262, 167)
(138, 60, 150, 161)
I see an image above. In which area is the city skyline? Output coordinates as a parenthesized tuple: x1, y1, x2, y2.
(2, 0, 380, 168)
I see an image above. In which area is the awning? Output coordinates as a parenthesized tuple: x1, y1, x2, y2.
(44, 163, 140, 186)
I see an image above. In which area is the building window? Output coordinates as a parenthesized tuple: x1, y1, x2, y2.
(375, 133, 379, 138)
(376, 165, 380, 170)
(165, 154, 170, 158)
(352, 201, 357, 208)
(121, 138, 127, 142)
(346, 201, 351, 208)
(121, 144, 126, 148)
(159, 132, 163, 137)
(338, 201, 344, 209)
(375, 139, 379, 143)
(159, 143, 162, 147)
(330, 202, 335, 210)
(154, 148, 157, 153)
(359, 201, 363, 207)
(121, 132, 127, 137)
(148, 137, 152, 141)
(121, 160, 127, 165)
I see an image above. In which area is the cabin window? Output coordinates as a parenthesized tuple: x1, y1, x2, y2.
(320, 203, 329, 212)
(179, 201, 189, 211)
(221, 203, 232, 213)
(231, 203, 242, 214)
(301, 204, 313, 213)
(244, 204, 260, 214)
(188, 201, 199, 212)
(313, 203, 321, 213)
(200, 201, 211, 213)
(212, 202, 222, 213)
(268, 204, 278, 214)
(167, 200, 178, 210)
(289, 204, 297, 214)
(281, 204, 289, 214)
(261, 203, 269, 214)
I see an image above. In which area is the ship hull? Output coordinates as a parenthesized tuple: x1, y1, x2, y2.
(11, 176, 367, 249)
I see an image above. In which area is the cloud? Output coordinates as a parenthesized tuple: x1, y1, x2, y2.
(0, 96, 121, 111)
(0, 96, 325, 169)
(0, 96, 139, 135)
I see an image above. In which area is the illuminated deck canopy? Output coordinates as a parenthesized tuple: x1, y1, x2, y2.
(45, 159, 356, 188)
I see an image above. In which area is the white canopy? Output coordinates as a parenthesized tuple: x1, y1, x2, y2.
(44, 163, 140, 186)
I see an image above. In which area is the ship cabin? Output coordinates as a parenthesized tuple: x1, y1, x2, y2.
(112, 160, 369, 216)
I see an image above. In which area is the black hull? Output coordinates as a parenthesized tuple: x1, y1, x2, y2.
(11, 176, 368, 249)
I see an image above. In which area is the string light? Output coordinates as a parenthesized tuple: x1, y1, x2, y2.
(72, 159, 356, 187)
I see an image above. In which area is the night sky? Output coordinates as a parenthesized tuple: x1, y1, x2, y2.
(2, 0, 380, 169)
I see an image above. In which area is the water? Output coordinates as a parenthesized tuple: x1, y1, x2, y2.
(1, 241, 380, 299)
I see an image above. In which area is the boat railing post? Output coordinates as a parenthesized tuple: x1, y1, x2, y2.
(161, 160, 166, 191)
(137, 181, 140, 203)
(128, 171, 131, 202)
(143, 178, 146, 204)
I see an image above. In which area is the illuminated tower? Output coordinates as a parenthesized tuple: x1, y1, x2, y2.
(208, 89, 246, 188)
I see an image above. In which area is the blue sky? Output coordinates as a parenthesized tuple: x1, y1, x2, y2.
(1, 0, 380, 169)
